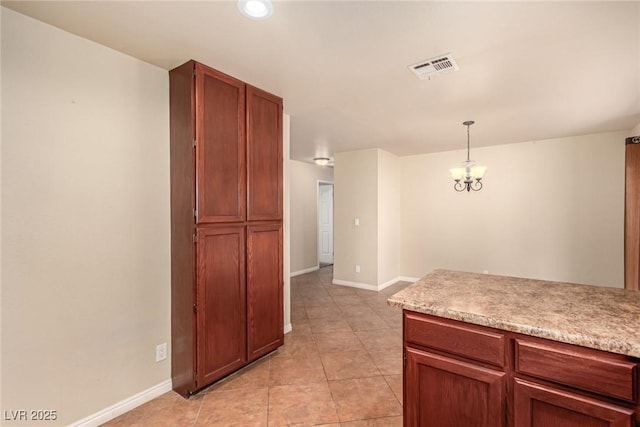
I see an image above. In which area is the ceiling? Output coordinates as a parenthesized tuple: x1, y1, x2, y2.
(3, 1, 639, 163)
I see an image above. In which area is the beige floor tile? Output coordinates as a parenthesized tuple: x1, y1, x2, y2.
(268, 382, 339, 426)
(269, 354, 327, 386)
(196, 387, 268, 426)
(314, 331, 366, 354)
(327, 286, 359, 296)
(341, 416, 403, 426)
(305, 304, 343, 320)
(328, 376, 402, 422)
(303, 295, 335, 306)
(380, 314, 403, 329)
(210, 358, 270, 392)
(355, 330, 402, 353)
(345, 314, 389, 332)
(384, 375, 403, 405)
(332, 295, 367, 308)
(103, 391, 202, 427)
(369, 350, 402, 376)
(291, 306, 308, 322)
(309, 317, 352, 333)
(289, 320, 313, 335)
(338, 299, 376, 317)
(320, 350, 380, 380)
(274, 334, 319, 359)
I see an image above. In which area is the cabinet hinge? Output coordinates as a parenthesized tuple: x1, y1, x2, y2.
(193, 139, 197, 147)
(403, 352, 407, 367)
(193, 233, 198, 244)
(194, 208, 198, 220)
(193, 304, 197, 314)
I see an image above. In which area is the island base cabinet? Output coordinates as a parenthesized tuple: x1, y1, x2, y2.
(514, 380, 635, 427)
(402, 311, 640, 427)
(405, 347, 506, 427)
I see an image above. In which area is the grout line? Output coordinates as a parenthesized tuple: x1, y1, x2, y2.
(192, 392, 205, 426)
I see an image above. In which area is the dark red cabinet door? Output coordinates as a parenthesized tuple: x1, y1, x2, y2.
(405, 347, 506, 427)
(196, 64, 246, 223)
(246, 85, 282, 221)
(196, 226, 247, 386)
(514, 379, 634, 427)
(246, 223, 283, 360)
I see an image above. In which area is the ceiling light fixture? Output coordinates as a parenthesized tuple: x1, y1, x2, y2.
(313, 157, 331, 166)
(238, 0, 274, 19)
(450, 121, 487, 192)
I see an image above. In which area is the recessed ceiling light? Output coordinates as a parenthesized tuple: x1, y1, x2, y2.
(313, 157, 331, 166)
(238, 0, 274, 20)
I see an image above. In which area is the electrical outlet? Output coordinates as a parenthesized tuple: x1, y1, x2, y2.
(355, 265, 361, 273)
(156, 343, 167, 362)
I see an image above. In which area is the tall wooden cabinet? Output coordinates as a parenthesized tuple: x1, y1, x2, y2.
(170, 60, 283, 397)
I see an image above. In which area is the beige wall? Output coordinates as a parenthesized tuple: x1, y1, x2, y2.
(2, 8, 170, 425)
(400, 131, 626, 287)
(631, 123, 640, 136)
(289, 160, 333, 274)
(377, 150, 401, 286)
(333, 149, 379, 286)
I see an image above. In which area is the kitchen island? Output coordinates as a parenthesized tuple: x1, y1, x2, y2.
(388, 269, 640, 427)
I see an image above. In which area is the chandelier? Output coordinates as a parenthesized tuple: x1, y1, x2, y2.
(449, 120, 486, 192)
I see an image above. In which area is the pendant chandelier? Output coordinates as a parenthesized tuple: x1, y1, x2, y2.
(450, 120, 486, 192)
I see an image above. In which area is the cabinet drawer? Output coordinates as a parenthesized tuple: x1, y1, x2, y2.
(515, 339, 637, 402)
(404, 312, 505, 367)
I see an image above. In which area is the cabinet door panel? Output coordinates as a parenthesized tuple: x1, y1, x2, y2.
(405, 347, 506, 427)
(196, 64, 246, 223)
(196, 226, 247, 386)
(514, 379, 634, 427)
(247, 86, 282, 221)
(247, 223, 283, 360)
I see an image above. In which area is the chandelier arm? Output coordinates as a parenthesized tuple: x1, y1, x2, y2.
(454, 181, 465, 192)
(466, 124, 471, 162)
(471, 180, 483, 191)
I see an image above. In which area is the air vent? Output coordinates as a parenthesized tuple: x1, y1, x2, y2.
(408, 53, 459, 80)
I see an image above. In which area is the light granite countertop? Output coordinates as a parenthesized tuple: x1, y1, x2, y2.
(387, 269, 640, 358)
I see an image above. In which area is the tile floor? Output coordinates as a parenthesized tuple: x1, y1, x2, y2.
(104, 266, 410, 426)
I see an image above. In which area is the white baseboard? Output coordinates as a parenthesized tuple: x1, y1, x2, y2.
(284, 323, 292, 334)
(333, 276, 420, 292)
(398, 276, 420, 283)
(290, 265, 319, 277)
(69, 379, 172, 427)
(378, 276, 400, 291)
(332, 278, 378, 291)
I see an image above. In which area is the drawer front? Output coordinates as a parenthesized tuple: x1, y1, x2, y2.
(515, 339, 637, 402)
(404, 312, 505, 367)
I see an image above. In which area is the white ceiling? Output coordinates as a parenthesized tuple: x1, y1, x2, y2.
(4, 1, 639, 162)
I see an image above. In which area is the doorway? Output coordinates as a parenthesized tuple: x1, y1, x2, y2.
(318, 181, 334, 267)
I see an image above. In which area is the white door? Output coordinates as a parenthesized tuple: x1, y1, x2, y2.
(318, 183, 334, 264)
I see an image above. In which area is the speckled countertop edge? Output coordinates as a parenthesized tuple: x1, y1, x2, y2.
(387, 269, 640, 358)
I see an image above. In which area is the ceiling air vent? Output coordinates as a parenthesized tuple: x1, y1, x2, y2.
(408, 53, 459, 80)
